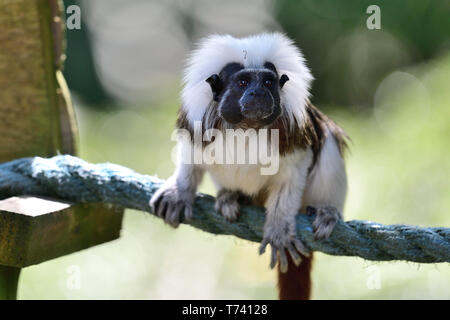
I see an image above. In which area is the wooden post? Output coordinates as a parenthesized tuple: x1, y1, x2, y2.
(0, 266, 20, 300)
(0, 0, 124, 299)
(0, 0, 75, 160)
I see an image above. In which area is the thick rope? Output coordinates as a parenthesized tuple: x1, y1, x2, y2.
(0, 155, 449, 263)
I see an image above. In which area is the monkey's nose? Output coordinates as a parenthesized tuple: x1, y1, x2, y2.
(239, 90, 274, 120)
(249, 89, 265, 97)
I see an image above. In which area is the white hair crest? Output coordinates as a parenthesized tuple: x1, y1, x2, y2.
(181, 33, 314, 128)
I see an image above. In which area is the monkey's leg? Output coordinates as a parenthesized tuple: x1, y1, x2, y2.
(307, 205, 342, 240)
(215, 189, 250, 222)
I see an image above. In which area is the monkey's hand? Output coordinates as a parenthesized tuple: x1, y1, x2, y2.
(307, 205, 342, 240)
(259, 218, 311, 273)
(149, 182, 194, 228)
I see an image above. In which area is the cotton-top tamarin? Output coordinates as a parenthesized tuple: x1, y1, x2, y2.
(150, 33, 348, 300)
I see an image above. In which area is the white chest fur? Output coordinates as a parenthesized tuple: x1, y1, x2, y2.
(206, 163, 271, 195)
(197, 129, 282, 195)
(202, 147, 311, 196)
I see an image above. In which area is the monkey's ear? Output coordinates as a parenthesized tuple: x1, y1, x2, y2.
(206, 74, 222, 101)
(279, 74, 289, 89)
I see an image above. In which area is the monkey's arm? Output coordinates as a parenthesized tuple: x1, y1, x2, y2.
(258, 150, 313, 273)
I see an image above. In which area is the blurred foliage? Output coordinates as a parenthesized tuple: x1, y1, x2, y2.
(18, 53, 450, 299)
(62, 0, 113, 108)
(61, 0, 450, 112)
(274, 0, 450, 109)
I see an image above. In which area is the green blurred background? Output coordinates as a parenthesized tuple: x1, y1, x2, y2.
(19, 0, 450, 299)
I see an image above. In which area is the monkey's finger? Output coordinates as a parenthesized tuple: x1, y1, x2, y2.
(279, 249, 288, 273)
(149, 199, 155, 213)
(314, 229, 327, 241)
(270, 246, 278, 269)
(169, 218, 180, 228)
(314, 224, 336, 240)
(312, 214, 336, 231)
(287, 243, 302, 266)
(149, 193, 163, 214)
(173, 202, 187, 226)
(214, 200, 221, 212)
(163, 201, 174, 223)
(313, 218, 337, 240)
(156, 197, 169, 218)
(259, 238, 269, 255)
(293, 238, 311, 257)
(175, 202, 188, 222)
(165, 203, 180, 228)
(183, 205, 193, 222)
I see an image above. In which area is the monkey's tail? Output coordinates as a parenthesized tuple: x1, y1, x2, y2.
(277, 253, 313, 300)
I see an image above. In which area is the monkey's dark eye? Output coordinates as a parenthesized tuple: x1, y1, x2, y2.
(264, 79, 273, 87)
(238, 79, 248, 87)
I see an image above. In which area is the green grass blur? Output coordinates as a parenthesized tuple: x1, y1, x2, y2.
(18, 54, 450, 299)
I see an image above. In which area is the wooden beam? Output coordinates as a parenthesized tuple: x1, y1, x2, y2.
(0, 196, 123, 268)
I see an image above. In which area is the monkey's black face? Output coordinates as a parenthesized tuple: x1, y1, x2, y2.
(206, 62, 289, 128)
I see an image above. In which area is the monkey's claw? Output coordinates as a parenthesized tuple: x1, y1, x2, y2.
(307, 205, 342, 240)
(259, 226, 310, 273)
(149, 184, 194, 228)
